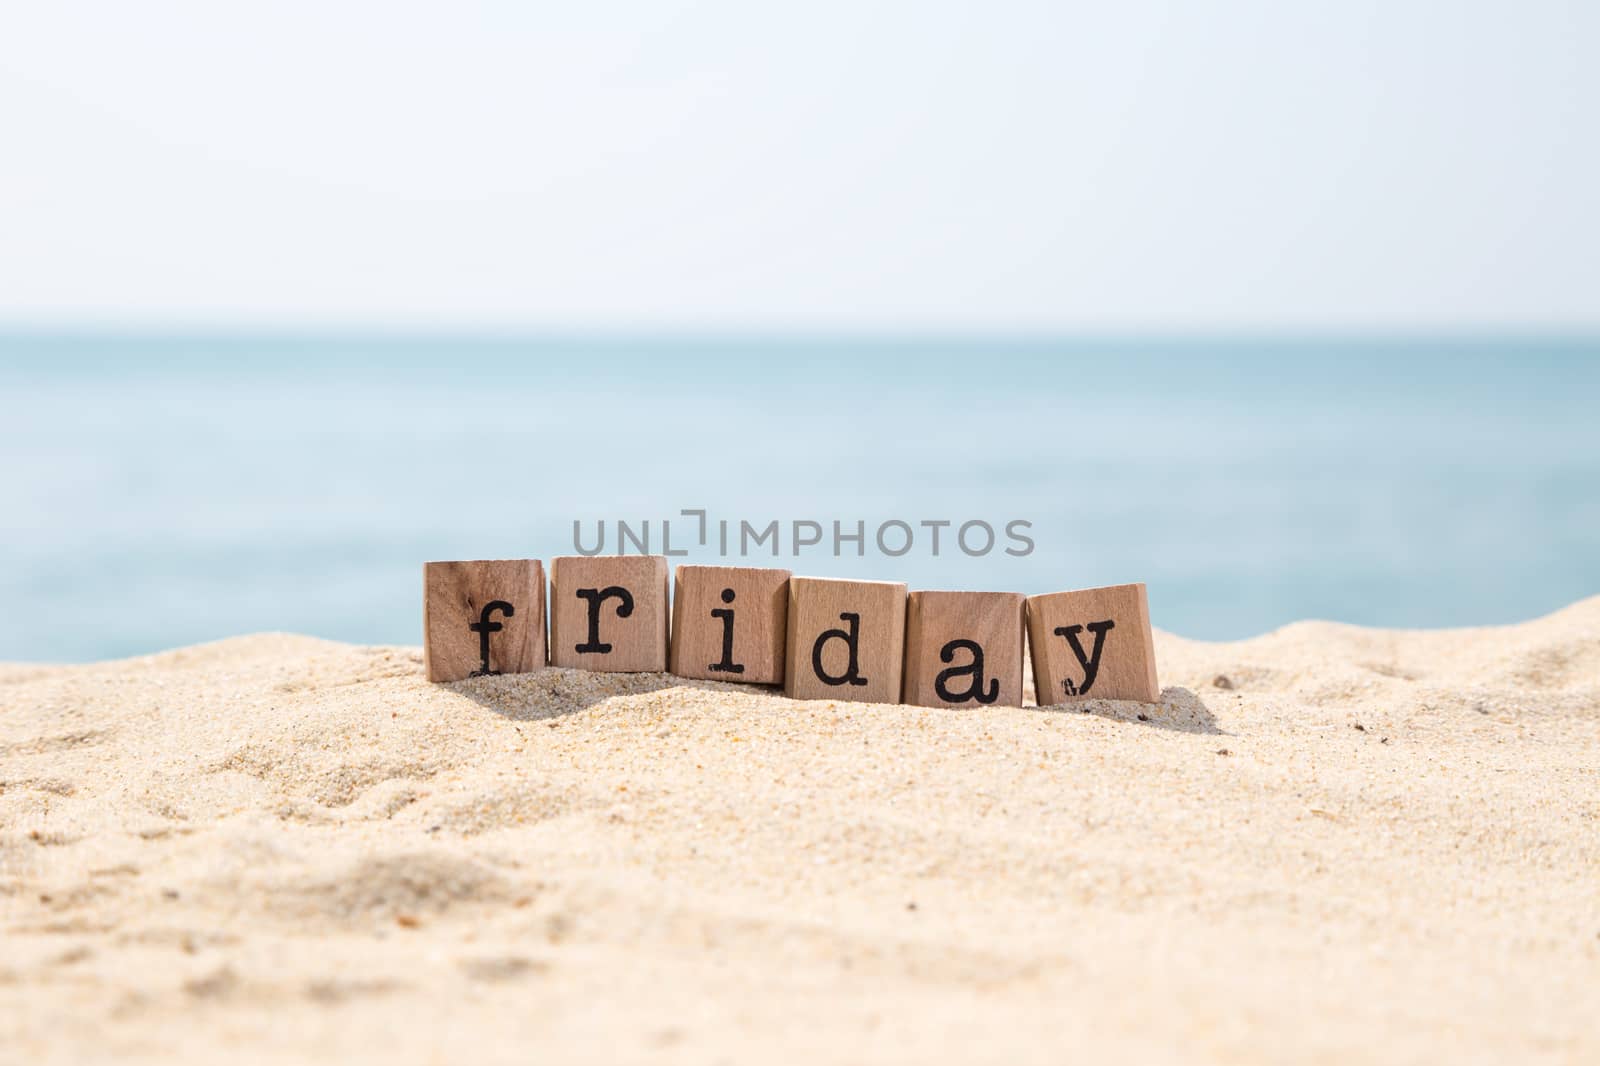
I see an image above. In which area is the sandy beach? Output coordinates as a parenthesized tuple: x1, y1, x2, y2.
(3, 599, 1597, 1064)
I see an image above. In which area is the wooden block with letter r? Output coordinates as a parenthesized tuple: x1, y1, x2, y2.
(1026, 582, 1159, 705)
(423, 559, 547, 683)
(549, 555, 669, 672)
(670, 565, 791, 684)
(902, 590, 1025, 708)
(783, 576, 907, 703)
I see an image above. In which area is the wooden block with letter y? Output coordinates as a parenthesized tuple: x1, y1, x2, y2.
(1026, 582, 1159, 705)
(902, 590, 1025, 708)
(549, 555, 669, 672)
(670, 565, 791, 684)
(423, 559, 547, 682)
(783, 576, 907, 703)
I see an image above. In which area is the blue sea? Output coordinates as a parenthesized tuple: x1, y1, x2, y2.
(2, 334, 1596, 662)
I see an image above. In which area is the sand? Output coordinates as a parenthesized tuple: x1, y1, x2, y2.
(3, 600, 1598, 1064)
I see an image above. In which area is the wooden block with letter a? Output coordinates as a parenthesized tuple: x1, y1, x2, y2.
(902, 590, 1025, 708)
(423, 559, 547, 682)
(670, 565, 791, 684)
(783, 576, 907, 703)
(549, 555, 669, 672)
(1026, 582, 1159, 705)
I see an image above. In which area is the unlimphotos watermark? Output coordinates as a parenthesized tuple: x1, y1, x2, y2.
(572, 510, 1034, 558)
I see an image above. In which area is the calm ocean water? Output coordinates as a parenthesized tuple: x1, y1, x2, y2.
(2, 334, 1596, 662)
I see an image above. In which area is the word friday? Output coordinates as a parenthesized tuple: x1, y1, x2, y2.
(424, 558, 1160, 709)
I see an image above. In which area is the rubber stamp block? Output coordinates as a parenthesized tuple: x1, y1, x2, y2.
(670, 565, 791, 684)
(549, 555, 669, 672)
(902, 590, 1025, 708)
(423, 559, 547, 683)
(1026, 582, 1159, 705)
(783, 576, 907, 703)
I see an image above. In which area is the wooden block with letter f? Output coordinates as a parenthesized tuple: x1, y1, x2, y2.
(670, 565, 791, 684)
(423, 559, 547, 682)
(1026, 582, 1159, 705)
(902, 590, 1025, 708)
(549, 555, 669, 672)
(783, 576, 907, 703)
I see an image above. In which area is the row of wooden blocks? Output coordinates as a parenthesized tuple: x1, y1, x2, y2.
(424, 558, 1160, 707)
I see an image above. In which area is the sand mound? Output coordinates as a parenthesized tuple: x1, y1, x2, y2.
(3, 599, 1598, 1063)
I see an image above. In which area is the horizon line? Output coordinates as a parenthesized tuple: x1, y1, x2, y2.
(2, 321, 1598, 346)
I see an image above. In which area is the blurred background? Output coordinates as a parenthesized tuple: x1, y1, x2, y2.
(1, 3, 1596, 661)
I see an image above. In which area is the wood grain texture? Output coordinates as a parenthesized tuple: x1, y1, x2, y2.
(549, 555, 669, 672)
(670, 565, 791, 684)
(423, 559, 547, 683)
(1026, 582, 1159, 704)
(902, 590, 1025, 708)
(783, 576, 907, 703)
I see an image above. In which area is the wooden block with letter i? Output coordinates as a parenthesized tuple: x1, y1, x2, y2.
(902, 590, 1025, 708)
(783, 576, 907, 703)
(549, 555, 669, 672)
(670, 565, 791, 684)
(1026, 582, 1159, 705)
(423, 559, 547, 682)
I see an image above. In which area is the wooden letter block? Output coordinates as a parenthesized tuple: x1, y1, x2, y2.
(423, 559, 547, 683)
(902, 591, 1025, 708)
(1026, 582, 1159, 705)
(670, 565, 791, 684)
(783, 577, 907, 704)
(548, 555, 669, 672)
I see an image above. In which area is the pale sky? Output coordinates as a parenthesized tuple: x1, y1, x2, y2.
(1, 1, 1595, 330)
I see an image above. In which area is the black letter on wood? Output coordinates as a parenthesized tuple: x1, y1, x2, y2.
(1054, 620, 1114, 696)
(709, 588, 744, 674)
(468, 600, 515, 677)
(812, 612, 866, 687)
(574, 586, 633, 654)
(934, 638, 998, 704)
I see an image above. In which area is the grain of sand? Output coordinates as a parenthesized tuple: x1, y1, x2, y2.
(2, 599, 1598, 1063)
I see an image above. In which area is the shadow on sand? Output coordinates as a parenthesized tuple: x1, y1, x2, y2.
(441, 667, 776, 723)
(443, 669, 1222, 736)
(1037, 686, 1225, 735)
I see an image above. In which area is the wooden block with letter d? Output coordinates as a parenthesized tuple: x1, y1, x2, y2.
(783, 576, 907, 703)
(423, 559, 547, 682)
(670, 565, 791, 684)
(902, 590, 1025, 708)
(549, 555, 669, 671)
(1026, 582, 1159, 705)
